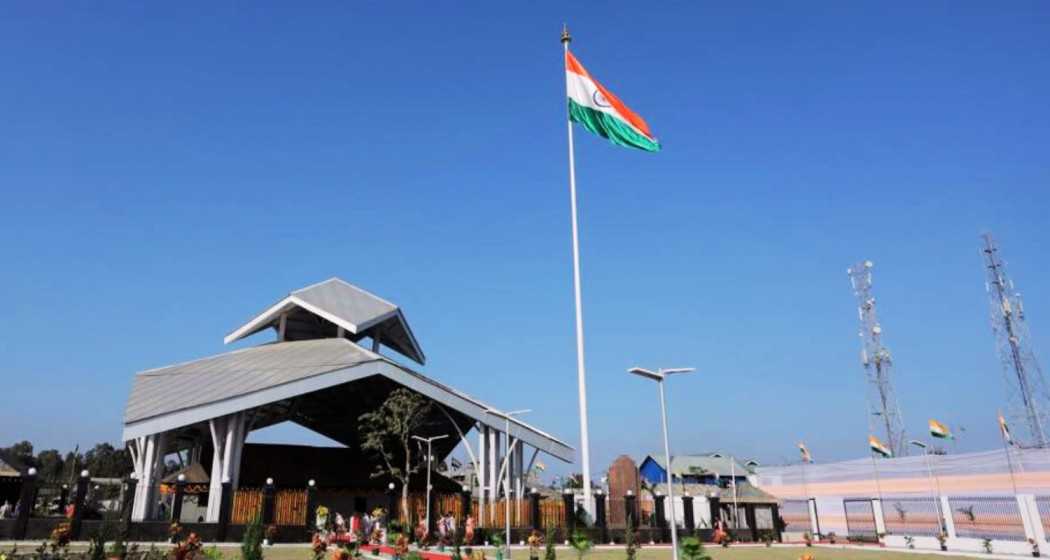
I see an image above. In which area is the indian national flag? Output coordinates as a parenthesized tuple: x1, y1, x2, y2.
(999, 412, 1013, 445)
(534, 460, 547, 473)
(798, 442, 812, 463)
(565, 51, 660, 152)
(929, 419, 953, 439)
(869, 435, 893, 458)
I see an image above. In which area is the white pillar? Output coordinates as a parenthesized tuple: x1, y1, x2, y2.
(940, 496, 957, 539)
(206, 417, 228, 522)
(872, 498, 886, 537)
(808, 498, 819, 535)
(477, 426, 487, 528)
(1018, 494, 1042, 544)
(132, 435, 155, 521)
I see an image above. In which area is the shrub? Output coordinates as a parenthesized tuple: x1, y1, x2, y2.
(624, 518, 638, 560)
(241, 516, 265, 560)
(569, 530, 592, 560)
(982, 538, 993, 554)
(678, 536, 711, 560)
(544, 526, 557, 560)
(904, 536, 915, 549)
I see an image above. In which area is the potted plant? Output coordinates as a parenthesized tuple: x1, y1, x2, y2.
(937, 531, 948, 552)
(802, 531, 813, 547)
(1031, 538, 1041, 557)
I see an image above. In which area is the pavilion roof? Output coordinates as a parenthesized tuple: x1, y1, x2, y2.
(224, 278, 425, 365)
(123, 338, 573, 462)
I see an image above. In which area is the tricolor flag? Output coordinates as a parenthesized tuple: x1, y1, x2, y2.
(929, 419, 953, 440)
(999, 411, 1013, 445)
(533, 461, 547, 473)
(565, 51, 660, 152)
(798, 442, 812, 463)
(869, 435, 893, 458)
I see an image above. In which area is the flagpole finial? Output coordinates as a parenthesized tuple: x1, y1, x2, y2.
(561, 24, 572, 44)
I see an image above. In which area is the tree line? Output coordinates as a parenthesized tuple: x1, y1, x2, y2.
(0, 440, 133, 483)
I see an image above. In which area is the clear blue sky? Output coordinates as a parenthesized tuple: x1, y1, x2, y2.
(2, 3, 1049, 475)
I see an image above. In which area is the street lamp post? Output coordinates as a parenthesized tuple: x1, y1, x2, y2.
(908, 440, 945, 531)
(628, 367, 694, 560)
(487, 408, 531, 560)
(413, 434, 449, 533)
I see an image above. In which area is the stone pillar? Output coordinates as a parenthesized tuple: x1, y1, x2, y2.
(708, 496, 721, 527)
(655, 494, 667, 528)
(14, 468, 38, 540)
(594, 490, 607, 544)
(262, 478, 276, 526)
(171, 475, 187, 523)
(530, 489, 541, 531)
(70, 470, 90, 540)
(682, 495, 695, 531)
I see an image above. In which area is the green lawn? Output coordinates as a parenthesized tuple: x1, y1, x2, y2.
(244, 546, 976, 560)
(0, 544, 980, 560)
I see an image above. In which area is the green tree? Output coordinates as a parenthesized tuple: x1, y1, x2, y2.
(624, 517, 638, 560)
(543, 526, 557, 560)
(678, 536, 710, 560)
(358, 388, 432, 517)
(84, 443, 132, 478)
(1, 441, 35, 469)
(35, 450, 64, 482)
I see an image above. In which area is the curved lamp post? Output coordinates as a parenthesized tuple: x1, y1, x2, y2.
(628, 367, 694, 560)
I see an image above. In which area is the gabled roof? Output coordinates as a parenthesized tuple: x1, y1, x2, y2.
(642, 453, 751, 477)
(0, 456, 19, 477)
(224, 278, 425, 365)
(123, 338, 574, 462)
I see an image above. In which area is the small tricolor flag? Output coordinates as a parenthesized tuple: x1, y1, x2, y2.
(869, 435, 893, 458)
(999, 411, 1013, 445)
(533, 461, 547, 473)
(565, 51, 660, 152)
(798, 442, 812, 463)
(929, 419, 953, 440)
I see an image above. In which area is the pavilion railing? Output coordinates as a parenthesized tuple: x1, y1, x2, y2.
(883, 497, 943, 537)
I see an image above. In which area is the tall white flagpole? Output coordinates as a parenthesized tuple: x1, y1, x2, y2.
(561, 24, 593, 514)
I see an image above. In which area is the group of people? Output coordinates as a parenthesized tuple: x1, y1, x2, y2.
(327, 510, 387, 544)
(0, 500, 14, 519)
(413, 512, 476, 548)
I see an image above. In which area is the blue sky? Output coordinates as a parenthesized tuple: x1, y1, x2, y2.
(2, 2, 1049, 475)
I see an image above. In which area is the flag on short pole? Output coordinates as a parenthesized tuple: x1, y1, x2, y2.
(534, 461, 546, 473)
(798, 442, 813, 463)
(929, 419, 953, 439)
(999, 411, 1013, 445)
(565, 51, 660, 152)
(869, 435, 893, 458)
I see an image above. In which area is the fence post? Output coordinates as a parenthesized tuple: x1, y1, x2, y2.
(262, 478, 276, 526)
(305, 480, 317, 537)
(529, 489, 541, 531)
(14, 468, 38, 540)
(217, 481, 233, 542)
(427, 487, 437, 536)
(770, 503, 781, 542)
(682, 494, 695, 531)
(70, 470, 90, 541)
(386, 483, 398, 525)
(625, 491, 638, 531)
(171, 474, 187, 523)
(745, 504, 758, 542)
(708, 495, 721, 529)
(562, 488, 576, 533)
(460, 485, 472, 524)
(654, 493, 667, 543)
(58, 484, 69, 514)
(121, 478, 137, 540)
(594, 489, 607, 544)
(808, 498, 821, 537)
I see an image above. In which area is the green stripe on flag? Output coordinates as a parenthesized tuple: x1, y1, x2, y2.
(568, 99, 660, 152)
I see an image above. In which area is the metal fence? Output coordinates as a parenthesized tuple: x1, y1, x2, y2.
(843, 498, 878, 542)
(780, 499, 810, 533)
(948, 496, 1026, 541)
(883, 497, 942, 537)
(1035, 496, 1050, 541)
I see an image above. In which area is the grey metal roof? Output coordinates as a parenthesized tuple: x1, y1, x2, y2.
(125, 338, 378, 424)
(123, 337, 573, 461)
(224, 278, 426, 365)
(645, 453, 752, 477)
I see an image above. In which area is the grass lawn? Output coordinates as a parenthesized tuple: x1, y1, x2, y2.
(1, 544, 981, 560)
(230, 545, 979, 560)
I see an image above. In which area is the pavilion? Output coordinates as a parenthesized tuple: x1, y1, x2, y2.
(122, 278, 573, 524)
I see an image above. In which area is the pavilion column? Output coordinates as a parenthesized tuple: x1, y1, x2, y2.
(477, 426, 487, 528)
(132, 432, 168, 521)
(488, 428, 500, 525)
(206, 417, 229, 522)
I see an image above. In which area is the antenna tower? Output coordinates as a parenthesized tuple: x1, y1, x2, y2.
(981, 233, 1050, 448)
(848, 260, 907, 457)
